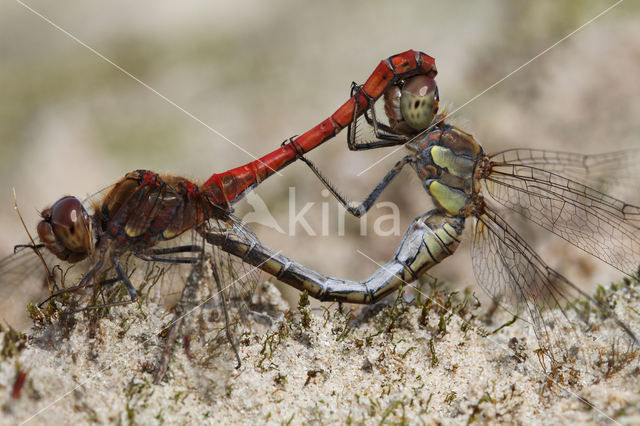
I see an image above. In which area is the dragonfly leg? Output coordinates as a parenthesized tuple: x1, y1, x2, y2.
(205, 211, 464, 304)
(36, 258, 105, 307)
(347, 83, 408, 151)
(135, 245, 203, 264)
(113, 255, 138, 303)
(36, 274, 120, 308)
(69, 255, 140, 312)
(39, 245, 200, 310)
(292, 147, 415, 217)
(144, 245, 202, 255)
(136, 256, 198, 264)
(208, 258, 242, 368)
(13, 243, 45, 254)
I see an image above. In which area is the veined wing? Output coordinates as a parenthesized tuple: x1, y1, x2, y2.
(484, 161, 640, 276)
(489, 149, 640, 204)
(204, 214, 262, 310)
(472, 205, 637, 369)
(62, 213, 263, 314)
(0, 246, 63, 328)
(0, 246, 51, 297)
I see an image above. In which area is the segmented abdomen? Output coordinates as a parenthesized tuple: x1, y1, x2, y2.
(206, 212, 465, 304)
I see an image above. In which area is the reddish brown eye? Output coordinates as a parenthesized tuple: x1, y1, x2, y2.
(399, 75, 439, 131)
(48, 196, 91, 255)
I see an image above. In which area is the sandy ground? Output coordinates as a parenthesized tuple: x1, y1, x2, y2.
(1, 278, 639, 425)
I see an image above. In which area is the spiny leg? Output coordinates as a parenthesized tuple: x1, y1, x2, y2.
(293, 146, 415, 217)
(62, 255, 139, 313)
(13, 243, 45, 253)
(154, 314, 184, 384)
(40, 245, 202, 308)
(73, 256, 140, 312)
(287, 82, 413, 215)
(113, 255, 138, 303)
(135, 245, 203, 264)
(142, 245, 202, 255)
(347, 82, 408, 150)
(37, 259, 105, 307)
(136, 256, 198, 264)
(37, 275, 119, 308)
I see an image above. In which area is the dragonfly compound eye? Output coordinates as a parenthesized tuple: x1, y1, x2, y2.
(399, 75, 439, 131)
(37, 196, 92, 262)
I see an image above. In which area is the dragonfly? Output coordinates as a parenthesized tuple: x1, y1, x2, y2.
(211, 69, 640, 372)
(0, 51, 440, 362)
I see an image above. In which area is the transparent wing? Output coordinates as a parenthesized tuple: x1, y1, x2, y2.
(489, 148, 640, 204)
(0, 246, 47, 299)
(103, 213, 262, 317)
(148, 214, 269, 384)
(0, 247, 54, 328)
(0, 212, 262, 334)
(472, 205, 637, 370)
(484, 160, 640, 276)
(204, 214, 262, 316)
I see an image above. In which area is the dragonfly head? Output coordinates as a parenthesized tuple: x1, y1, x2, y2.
(37, 196, 93, 263)
(384, 75, 439, 134)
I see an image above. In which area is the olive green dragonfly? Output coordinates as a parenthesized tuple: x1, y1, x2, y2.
(208, 72, 640, 371)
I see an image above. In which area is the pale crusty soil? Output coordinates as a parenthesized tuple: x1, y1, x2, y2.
(1, 280, 639, 425)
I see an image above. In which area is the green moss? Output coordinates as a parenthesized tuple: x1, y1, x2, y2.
(429, 338, 438, 368)
(444, 391, 457, 404)
(297, 291, 311, 329)
(1, 326, 27, 359)
(124, 378, 154, 423)
(257, 320, 289, 371)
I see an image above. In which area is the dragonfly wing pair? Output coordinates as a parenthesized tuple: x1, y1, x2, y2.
(486, 151, 640, 276)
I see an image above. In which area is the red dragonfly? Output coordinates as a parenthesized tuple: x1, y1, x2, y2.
(0, 50, 439, 332)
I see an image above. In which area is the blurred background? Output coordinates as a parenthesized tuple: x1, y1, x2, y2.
(1, 0, 639, 327)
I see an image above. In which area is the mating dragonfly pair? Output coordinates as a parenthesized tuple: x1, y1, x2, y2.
(2, 50, 638, 376)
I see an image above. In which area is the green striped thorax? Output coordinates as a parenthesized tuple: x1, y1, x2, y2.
(406, 124, 487, 218)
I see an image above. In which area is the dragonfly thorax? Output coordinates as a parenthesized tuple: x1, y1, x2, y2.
(407, 124, 486, 217)
(96, 170, 221, 247)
